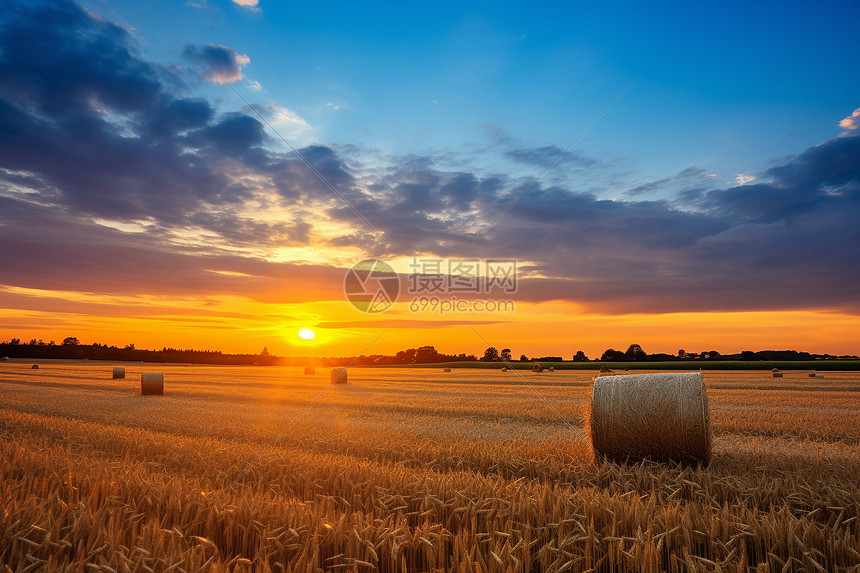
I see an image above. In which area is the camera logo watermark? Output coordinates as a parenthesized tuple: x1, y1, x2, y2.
(346, 257, 517, 314)
(344, 258, 400, 313)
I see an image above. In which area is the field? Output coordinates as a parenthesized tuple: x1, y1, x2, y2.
(2, 361, 860, 572)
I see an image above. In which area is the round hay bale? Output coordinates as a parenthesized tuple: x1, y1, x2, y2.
(590, 372, 711, 465)
(808, 372, 816, 377)
(599, 365, 612, 373)
(31, 364, 39, 369)
(548, 367, 555, 372)
(304, 366, 315, 375)
(112, 367, 125, 379)
(331, 367, 348, 384)
(772, 371, 783, 378)
(0, 356, 9, 361)
(771, 368, 780, 372)
(140, 373, 164, 395)
(532, 363, 542, 372)
(501, 368, 507, 372)
(443, 368, 452, 372)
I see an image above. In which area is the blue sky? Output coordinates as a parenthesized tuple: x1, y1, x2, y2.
(2, 0, 860, 355)
(98, 0, 860, 194)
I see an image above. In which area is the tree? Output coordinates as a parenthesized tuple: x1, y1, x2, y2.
(416, 345, 439, 363)
(625, 344, 647, 361)
(677, 349, 687, 358)
(519, 354, 528, 362)
(482, 347, 499, 361)
(573, 350, 588, 361)
(62, 337, 80, 346)
(708, 350, 720, 359)
(600, 348, 625, 361)
(500, 348, 512, 361)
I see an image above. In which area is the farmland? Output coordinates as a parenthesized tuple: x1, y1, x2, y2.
(2, 361, 860, 572)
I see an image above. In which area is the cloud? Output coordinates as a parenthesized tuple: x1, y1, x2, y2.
(247, 80, 262, 91)
(735, 173, 755, 185)
(1, 0, 860, 319)
(231, 0, 259, 7)
(183, 43, 250, 84)
(264, 103, 311, 136)
(840, 108, 860, 130)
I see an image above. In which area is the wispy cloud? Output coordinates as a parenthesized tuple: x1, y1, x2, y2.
(184, 43, 250, 84)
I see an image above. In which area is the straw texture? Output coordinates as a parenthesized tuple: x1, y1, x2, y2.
(140, 373, 164, 395)
(330, 368, 348, 384)
(590, 372, 711, 465)
(112, 367, 125, 379)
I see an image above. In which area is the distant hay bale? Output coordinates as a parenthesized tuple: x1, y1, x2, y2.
(501, 368, 507, 372)
(304, 366, 315, 375)
(809, 372, 816, 378)
(772, 371, 783, 378)
(331, 367, 348, 384)
(112, 367, 125, 379)
(771, 368, 780, 372)
(590, 372, 711, 465)
(599, 365, 612, 373)
(31, 364, 39, 369)
(532, 363, 542, 372)
(0, 356, 9, 361)
(443, 368, 452, 372)
(548, 367, 555, 372)
(140, 373, 164, 395)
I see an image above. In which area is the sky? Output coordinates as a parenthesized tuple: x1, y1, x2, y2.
(1, 0, 859, 358)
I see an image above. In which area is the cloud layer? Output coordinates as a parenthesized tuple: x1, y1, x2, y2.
(1, 0, 859, 318)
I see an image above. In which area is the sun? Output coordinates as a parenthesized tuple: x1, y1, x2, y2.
(298, 327, 316, 340)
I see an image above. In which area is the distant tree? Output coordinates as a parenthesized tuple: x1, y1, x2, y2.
(573, 350, 589, 362)
(125, 344, 136, 350)
(9, 338, 20, 345)
(416, 345, 440, 363)
(519, 354, 528, 362)
(28, 339, 37, 345)
(740, 350, 757, 361)
(625, 344, 647, 361)
(48, 340, 55, 346)
(708, 350, 721, 359)
(500, 348, 512, 361)
(677, 349, 687, 358)
(62, 337, 80, 346)
(482, 347, 500, 361)
(600, 348, 625, 361)
(394, 348, 417, 364)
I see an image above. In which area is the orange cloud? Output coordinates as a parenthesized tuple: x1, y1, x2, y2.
(839, 107, 860, 130)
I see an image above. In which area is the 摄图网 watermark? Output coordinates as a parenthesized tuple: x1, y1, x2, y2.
(344, 257, 517, 314)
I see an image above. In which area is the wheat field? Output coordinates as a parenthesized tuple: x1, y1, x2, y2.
(2, 361, 859, 572)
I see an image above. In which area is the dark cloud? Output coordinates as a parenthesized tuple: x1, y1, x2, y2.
(182, 43, 249, 84)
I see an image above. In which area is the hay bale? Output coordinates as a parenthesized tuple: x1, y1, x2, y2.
(808, 372, 816, 378)
(590, 372, 711, 465)
(771, 368, 780, 372)
(31, 364, 39, 369)
(112, 367, 125, 379)
(331, 367, 348, 384)
(304, 366, 315, 375)
(772, 371, 783, 378)
(443, 368, 452, 372)
(140, 373, 164, 395)
(501, 368, 507, 372)
(0, 356, 9, 361)
(599, 365, 612, 373)
(548, 367, 555, 372)
(532, 363, 542, 372)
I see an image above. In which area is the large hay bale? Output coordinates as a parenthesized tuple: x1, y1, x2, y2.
(112, 367, 125, 379)
(532, 363, 542, 372)
(31, 364, 39, 369)
(772, 370, 783, 378)
(0, 356, 9, 361)
(808, 372, 816, 378)
(443, 368, 452, 372)
(599, 365, 612, 373)
(590, 372, 711, 465)
(140, 373, 164, 395)
(331, 367, 348, 384)
(304, 366, 315, 375)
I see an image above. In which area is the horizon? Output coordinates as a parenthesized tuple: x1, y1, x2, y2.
(1, 0, 859, 357)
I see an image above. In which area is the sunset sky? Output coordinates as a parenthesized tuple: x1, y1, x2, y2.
(1, 0, 859, 358)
